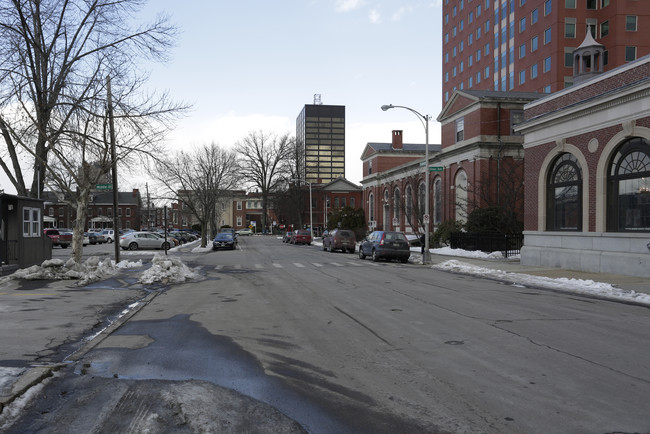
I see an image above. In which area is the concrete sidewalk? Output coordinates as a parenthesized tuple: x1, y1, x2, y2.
(422, 251, 650, 294)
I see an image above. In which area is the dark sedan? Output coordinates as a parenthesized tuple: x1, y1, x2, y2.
(358, 231, 410, 263)
(212, 232, 237, 250)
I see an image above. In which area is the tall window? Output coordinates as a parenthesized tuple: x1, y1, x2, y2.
(544, 0, 551, 15)
(625, 46, 637, 62)
(586, 0, 597, 9)
(23, 207, 41, 237)
(600, 21, 609, 37)
(565, 20, 576, 38)
(434, 178, 442, 225)
(394, 188, 401, 220)
(547, 153, 582, 231)
(455, 171, 468, 223)
(626, 16, 638, 32)
(418, 182, 426, 220)
(405, 186, 413, 221)
(368, 193, 375, 222)
(607, 138, 650, 232)
(455, 117, 465, 142)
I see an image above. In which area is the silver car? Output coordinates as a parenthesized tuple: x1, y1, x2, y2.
(119, 231, 171, 251)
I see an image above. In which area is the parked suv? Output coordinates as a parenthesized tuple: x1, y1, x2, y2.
(322, 229, 356, 253)
(358, 231, 410, 263)
(290, 229, 312, 245)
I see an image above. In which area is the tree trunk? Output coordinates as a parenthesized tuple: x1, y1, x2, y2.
(72, 188, 91, 263)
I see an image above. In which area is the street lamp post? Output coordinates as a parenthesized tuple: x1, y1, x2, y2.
(291, 178, 313, 240)
(381, 104, 431, 264)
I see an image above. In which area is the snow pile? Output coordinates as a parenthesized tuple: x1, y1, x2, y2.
(430, 246, 518, 260)
(433, 259, 650, 305)
(8, 256, 134, 286)
(138, 253, 199, 285)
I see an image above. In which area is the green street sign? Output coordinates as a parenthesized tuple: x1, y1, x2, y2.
(429, 166, 444, 172)
(96, 184, 113, 190)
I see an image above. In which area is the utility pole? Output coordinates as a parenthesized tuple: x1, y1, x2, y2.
(107, 76, 120, 263)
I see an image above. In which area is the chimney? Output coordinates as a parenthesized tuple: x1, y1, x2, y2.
(392, 130, 403, 150)
(132, 188, 139, 197)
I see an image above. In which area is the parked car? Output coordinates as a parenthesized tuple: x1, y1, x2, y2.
(212, 232, 237, 250)
(358, 231, 410, 263)
(44, 229, 71, 248)
(101, 229, 115, 243)
(322, 229, 356, 253)
(119, 231, 171, 251)
(282, 231, 293, 243)
(236, 228, 253, 236)
(82, 232, 90, 246)
(151, 232, 179, 246)
(219, 228, 238, 239)
(290, 229, 312, 245)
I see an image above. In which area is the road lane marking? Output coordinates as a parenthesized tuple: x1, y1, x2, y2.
(330, 262, 343, 267)
(293, 263, 305, 268)
(346, 262, 363, 266)
(272, 263, 283, 268)
(312, 263, 324, 267)
(254, 264, 264, 269)
(215, 265, 224, 270)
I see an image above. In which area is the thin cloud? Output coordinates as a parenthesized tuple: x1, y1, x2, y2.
(335, 0, 367, 12)
(369, 9, 381, 24)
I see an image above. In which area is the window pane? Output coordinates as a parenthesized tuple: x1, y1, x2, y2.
(626, 16, 637, 31)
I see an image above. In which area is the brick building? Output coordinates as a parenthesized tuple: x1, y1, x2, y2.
(43, 189, 142, 231)
(443, 0, 650, 104)
(516, 52, 650, 277)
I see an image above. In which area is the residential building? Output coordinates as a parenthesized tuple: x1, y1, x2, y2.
(442, 0, 650, 103)
(296, 103, 346, 184)
(42, 189, 143, 231)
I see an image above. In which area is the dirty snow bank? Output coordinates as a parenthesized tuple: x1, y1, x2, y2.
(138, 253, 199, 284)
(7, 257, 143, 286)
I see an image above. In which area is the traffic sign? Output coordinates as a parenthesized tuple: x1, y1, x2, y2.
(96, 184, 113, 190)
(429, 166, 444, 172)
(423, 214, 430, 224)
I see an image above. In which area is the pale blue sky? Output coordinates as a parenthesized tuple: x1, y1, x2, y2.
(140, 0, 444, 185)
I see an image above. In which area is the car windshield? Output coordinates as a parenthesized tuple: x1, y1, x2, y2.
(216, 233, 233, 240)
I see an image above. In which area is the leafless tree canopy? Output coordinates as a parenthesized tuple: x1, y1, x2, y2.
(0, 0, 180, 198)
(236, 131, 294, 230)
(156, 143, 239, 247)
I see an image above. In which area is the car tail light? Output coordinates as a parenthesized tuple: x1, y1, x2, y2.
(379, 233, 385, 246)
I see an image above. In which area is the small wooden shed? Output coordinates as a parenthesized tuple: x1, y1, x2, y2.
(0, 193, 52, 276)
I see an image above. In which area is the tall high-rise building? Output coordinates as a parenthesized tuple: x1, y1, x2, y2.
(442, 0, 650, 104)
(296, 104, 345, 184)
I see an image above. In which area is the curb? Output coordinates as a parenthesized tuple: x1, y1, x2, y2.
(0, 288, 161, 416)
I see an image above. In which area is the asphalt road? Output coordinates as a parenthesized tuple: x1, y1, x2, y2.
(5, 236, 650, 433)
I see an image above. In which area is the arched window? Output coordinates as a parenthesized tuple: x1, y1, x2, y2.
(405, 185, 413, 221)
(607, 137, 650, 231)
(393, 188, 401, 220)
(434, 178, 442, 225)
(383, 190, 390, 230)
(546, 153, 582, 231)
(418, 182, 426, 219)
(368, 193, 375, 222)
(455, 170, 468, 223)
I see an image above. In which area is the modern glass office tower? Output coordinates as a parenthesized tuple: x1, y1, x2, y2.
(296, 104, 345, 184)
(442, 0, 650, 104)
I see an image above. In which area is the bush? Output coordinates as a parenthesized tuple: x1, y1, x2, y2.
(432, 220, 464, 246)
(465, 206, 522, 234)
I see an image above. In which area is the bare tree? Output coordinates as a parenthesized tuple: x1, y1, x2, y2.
(156, 143, 239, 248)
(0, 0, 177, 198)
(43, 74, 182, 262)
(236, 131, 294, 231)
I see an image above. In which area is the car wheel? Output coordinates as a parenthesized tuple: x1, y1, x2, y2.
(372, 249, 379, 262)
(401, 257, 409, 264)
(161, 242, 170, 250)
(328, 243, 333, 253)
(358, 248, 366, 260)
(348, 248, 355, 254)
(128, 242, 138, 251)
(108, 238, 113, 243)
(322, 243, 327, 251)
(61, 244, 68, 249)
